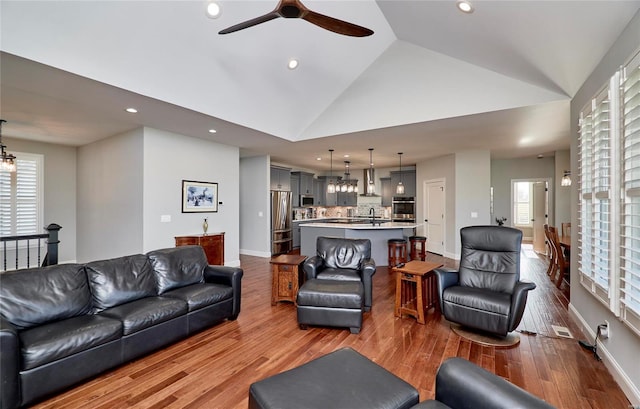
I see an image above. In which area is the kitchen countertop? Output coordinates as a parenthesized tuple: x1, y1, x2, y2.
(299, 222, 418, 229)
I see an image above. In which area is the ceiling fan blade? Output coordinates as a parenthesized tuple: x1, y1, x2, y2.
(302, 10, 373, 37)
(218, 11, 280, 35)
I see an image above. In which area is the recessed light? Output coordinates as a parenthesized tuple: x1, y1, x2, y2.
(288, 59, 299, 70)
(205, 1, 221, 18)
(456, 0, 474, 13)
(343, 154, 349, 158)
(316, 157, 322, 161)
(125, 107, 138, 113)
(208, 129, 217, 134)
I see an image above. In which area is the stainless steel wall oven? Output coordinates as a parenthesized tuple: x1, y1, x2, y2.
(392, 196, 415, 222)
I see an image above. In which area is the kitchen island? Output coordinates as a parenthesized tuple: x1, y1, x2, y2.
(300, 222, 418, 267)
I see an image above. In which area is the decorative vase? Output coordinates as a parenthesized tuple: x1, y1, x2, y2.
(203, 218, 209, 235)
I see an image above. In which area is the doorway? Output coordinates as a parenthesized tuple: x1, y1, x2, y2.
(510, 178, 551, 254)
(422, 179, 445, 255)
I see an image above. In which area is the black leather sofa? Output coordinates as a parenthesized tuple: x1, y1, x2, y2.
(0, 245, 242, 409)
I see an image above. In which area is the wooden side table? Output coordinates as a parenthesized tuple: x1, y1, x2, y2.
(175, 233, 224, 265)
(393, 260, 443, 324)
(270, 254, 307, 305)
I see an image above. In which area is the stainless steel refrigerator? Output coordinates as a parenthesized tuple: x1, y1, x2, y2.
(271, 191, 292, 255)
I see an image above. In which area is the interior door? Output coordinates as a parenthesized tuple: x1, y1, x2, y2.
(532, 181, 547, 254)
(424, 181, 445, 255)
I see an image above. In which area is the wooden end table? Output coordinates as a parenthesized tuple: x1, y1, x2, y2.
(270, 254, 307, 305)
(393, 260, 443, 324)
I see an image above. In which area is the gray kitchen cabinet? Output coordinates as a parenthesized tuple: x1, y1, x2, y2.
(292, 220, 303, 248)
(390, 170, 416, 198)
(380, 177, 392, 206)
(270, 166, 291, 191)
(292, 171, 314, 195)
(316, 176, 339, 206)
(291, 173, 300, 206)
(337, 179, 358, 206)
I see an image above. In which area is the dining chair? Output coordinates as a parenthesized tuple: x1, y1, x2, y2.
(549, 226, 569, 288)
(543, 224, 556, 277)
(561, 222, 571, 237)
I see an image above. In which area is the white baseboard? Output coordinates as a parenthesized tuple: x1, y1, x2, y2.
(443, 251, 459, 261)
(224, 259, 241, 267)
(568, 303, 640, 407)
(239, 249, 271, 258)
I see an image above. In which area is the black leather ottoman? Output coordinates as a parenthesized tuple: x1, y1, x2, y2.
(248, 347, 419, 409)
(296, 279, 363, 334)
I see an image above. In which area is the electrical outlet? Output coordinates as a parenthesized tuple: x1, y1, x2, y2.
(599, 321, 610, 339)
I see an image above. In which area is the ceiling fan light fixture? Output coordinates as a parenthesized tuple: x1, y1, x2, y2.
(205, 1, 222, 19)
(456, 0, 474, 14)
(561, 170, 572, 187)
(287, 59, 299, 70)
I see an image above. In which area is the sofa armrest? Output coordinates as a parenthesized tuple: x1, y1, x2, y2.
(433, 357, 555, 409)
(303, 256, 324, 281)
(433, 268, 459, 312)
(204, 265, 243, 319)
(1, 317, 20, 409)
(361, 258, 376, 310)
(507, 281, 537, 332)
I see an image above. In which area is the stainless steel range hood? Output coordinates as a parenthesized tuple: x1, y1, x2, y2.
(360, 168, 379, 196)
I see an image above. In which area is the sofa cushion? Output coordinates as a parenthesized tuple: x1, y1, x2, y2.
(163, 283, 233, 312)
(19, 314, 122, 370)
(100, 296, 187, 335)
(86, 254, 157, 313)
(316, 237, 371, 270)
(316, 267, 361, 282)
(147, 246, 207, 294)
(0, 264, 91, 330)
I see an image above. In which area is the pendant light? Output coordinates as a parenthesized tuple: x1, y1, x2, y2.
(344, 161, 354, 193)
(327, 149, 336, 193)
(396, 152, 405, 195)
(366, 148, 376, 195)
(0, 119, 16, 173)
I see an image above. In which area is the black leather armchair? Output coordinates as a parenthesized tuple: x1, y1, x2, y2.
(303, 237, 376, 311)
(410, 357, 555, 409)
(434, 226, 536, 337)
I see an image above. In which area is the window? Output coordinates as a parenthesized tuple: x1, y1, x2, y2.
(578, 49, 640, 335)
(0, 152, 43, 237)
(513, 181, 532, 226)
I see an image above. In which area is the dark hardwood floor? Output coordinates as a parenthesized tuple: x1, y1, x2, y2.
(35, 245, 630, 409)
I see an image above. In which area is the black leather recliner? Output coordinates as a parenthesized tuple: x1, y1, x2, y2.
(434, 226, 536, 337)
(303, 237, 376, 311)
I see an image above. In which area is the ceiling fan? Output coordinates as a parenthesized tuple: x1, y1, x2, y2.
(218, 0, 374, 37)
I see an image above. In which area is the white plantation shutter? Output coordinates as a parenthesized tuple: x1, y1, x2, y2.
(0, 153, 43, 237)
(620, 50, 640, 334)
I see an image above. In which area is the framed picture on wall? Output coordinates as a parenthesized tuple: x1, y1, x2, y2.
(182, 180, 218, 213)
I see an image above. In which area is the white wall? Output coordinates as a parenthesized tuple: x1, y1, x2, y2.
(554, 149, 571, 225)
(4, 137, 78, 264)
(491, 156, 556, 227)
(454, 150, 491, 254)
(416, 154, 456, 258)
(239, 155, 271, 257)
(569, 9, 640, 405)
(142, 128, 240, 266)
(77, 129, 144, 262)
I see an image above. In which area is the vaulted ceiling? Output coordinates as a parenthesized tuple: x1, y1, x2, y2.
(1, 1, 639, 169)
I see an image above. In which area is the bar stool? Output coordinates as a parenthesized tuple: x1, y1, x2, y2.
(409, 236, 427, 261)
(388, 238, 407, 268)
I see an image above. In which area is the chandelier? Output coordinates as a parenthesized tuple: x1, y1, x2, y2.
(0, 120, 16, 173)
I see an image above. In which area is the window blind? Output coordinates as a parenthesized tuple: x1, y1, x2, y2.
(0, 153, 42, 237)
(620, 51, 640, 334)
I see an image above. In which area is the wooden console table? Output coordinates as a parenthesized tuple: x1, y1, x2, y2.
(175, 233, 224, 265)
(393, 260, 443, 324)
(270, 254, 307, 305)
